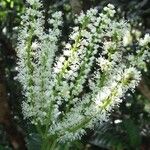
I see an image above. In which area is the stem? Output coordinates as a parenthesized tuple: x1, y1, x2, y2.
(41, 137, 49, 150)
(49, 139, 58, 150)
(41, 137, 58, 150)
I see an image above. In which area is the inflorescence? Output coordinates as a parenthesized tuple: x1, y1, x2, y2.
(17, 0, 150, 142)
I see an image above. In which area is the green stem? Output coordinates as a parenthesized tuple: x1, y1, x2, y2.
(41, 137, 50, 150)
(49, 139, 58, 150)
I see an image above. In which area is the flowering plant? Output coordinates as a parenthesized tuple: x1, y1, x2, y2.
(17, 0, 150, 149)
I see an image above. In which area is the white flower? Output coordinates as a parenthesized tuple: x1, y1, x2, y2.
(123, 30, 133, 46)
(31, 42, 39, 50)
(64, 50, 71, 56)
(98, 57, 111, 71)
(139, 34, 150, 46)
(17, 2, 149, 143)
(66, 43, 71, 49)
(95, 88, 111, 106)
(108, 4, 115, 9)
(59, 56, 65, 62)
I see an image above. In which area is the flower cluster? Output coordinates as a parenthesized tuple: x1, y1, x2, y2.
(17, 0, 150, 144)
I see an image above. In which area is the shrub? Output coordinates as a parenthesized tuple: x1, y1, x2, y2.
(17, 0, 150, 149)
